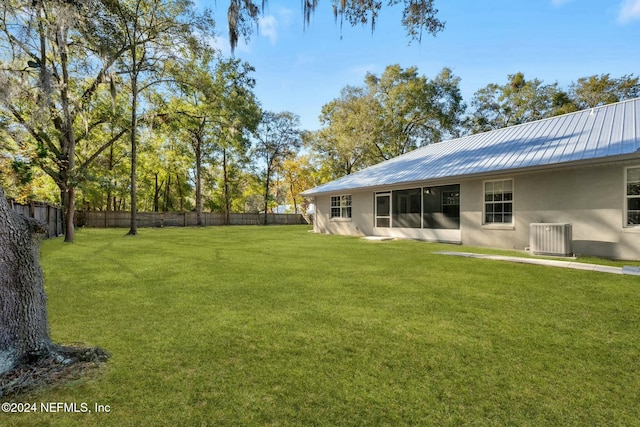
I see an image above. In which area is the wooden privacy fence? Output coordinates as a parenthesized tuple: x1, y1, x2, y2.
(77, 211, 308, 228)
(7, 199, 64, 239)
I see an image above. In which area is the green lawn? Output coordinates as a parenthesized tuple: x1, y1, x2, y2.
(5, 226, 640, 426)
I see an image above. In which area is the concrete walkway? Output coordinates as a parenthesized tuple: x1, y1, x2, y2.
(434, 251, 640, 276)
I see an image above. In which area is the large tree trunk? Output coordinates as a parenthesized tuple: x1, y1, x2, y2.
(0, 185, 109, 395)
(0, 185, 51, 372)
(61, 186, 76, 243)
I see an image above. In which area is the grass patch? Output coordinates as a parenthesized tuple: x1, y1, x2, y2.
(5, 226, 640, 426)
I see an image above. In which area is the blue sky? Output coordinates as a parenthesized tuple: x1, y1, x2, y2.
(199, 0, 640, 131)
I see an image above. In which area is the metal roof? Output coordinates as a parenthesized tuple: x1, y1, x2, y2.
(302, 97, 640, 196)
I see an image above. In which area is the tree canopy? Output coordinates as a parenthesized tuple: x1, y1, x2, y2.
(307, 64, 465, 177)
(464, 72, 640, 134)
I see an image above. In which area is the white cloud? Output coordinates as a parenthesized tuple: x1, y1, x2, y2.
(618, 0, 640, 24)
(259, 15, 278, 44)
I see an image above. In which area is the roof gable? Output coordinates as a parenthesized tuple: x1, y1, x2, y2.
(303, 98, 640, 195)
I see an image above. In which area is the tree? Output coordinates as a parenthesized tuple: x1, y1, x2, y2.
(464, 72, 561, 133)
(0, 184, 49, 367)
(309, 65, 465, 176)
(136, 125, 193, 212)
(308, 86, 377, 177)
(0, 0, 129, 242)
(569, 74, 640, 109)
(252, 111, 302, 224)
(0, 121, 22, 196)
(210, 61, 261, 224)
(79, 124, 131, 212)
(365, 65, 465, 160)
(464, 72, 640, 134)
(0, 184, 108, 387)
(153, 53, 260, 224)
(104, 0, 214, 235)
(281, 154, 317, 215)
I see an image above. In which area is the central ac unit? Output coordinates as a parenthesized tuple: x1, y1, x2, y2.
(529, 223, 572, 256)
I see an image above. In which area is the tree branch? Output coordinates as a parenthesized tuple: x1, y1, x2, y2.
(77, 127, 129, 175)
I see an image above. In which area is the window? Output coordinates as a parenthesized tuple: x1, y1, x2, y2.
(484, 180, 513, 224)
(330, 195, 352, 219)
(627, 167, 640, 226)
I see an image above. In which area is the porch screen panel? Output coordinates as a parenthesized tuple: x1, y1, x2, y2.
(423, 184, 460, 229)
(376, 193, 391, 227)
(392, 188, 421, 228)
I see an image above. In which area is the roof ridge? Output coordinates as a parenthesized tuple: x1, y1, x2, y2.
(442, 96, 640, 146)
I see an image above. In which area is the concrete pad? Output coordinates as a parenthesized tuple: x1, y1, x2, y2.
(623, 266, 640, 276)
(433, 251, 629, 276)
(362, 236, 395, 241)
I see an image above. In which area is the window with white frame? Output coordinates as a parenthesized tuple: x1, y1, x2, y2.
(484, 180, 513, 224)
(627, 167, 640, 226)
(330, 195, 352, 219)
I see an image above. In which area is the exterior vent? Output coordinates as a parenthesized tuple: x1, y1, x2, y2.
(529, 223, 573, 256)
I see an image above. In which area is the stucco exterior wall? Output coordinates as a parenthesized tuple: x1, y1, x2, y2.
(313, 192, 373, 237)
(461, 164, 640, 260)
(312, 162, 640, 260)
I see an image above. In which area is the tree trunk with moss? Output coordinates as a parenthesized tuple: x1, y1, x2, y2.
(0, 185, 52, 372)
(0, 186, 108, 393)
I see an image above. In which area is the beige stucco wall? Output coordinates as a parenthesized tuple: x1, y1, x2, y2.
(461, 164, 640, 259)
(313, 192, 373, 237)
(312, 162, 640, 260)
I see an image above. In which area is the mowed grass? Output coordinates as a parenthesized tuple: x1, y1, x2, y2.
(6, 226, 640, 426)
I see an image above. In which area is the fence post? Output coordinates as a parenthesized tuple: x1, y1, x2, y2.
(47, 204, 52, 238)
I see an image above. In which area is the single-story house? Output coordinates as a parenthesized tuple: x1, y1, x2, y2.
(301, 98, 640, 260)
